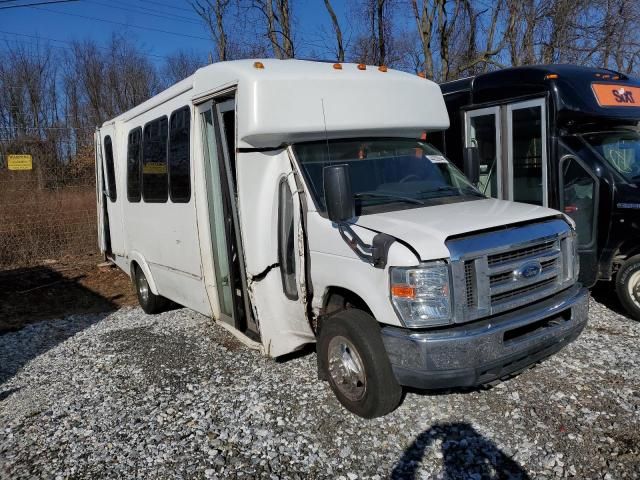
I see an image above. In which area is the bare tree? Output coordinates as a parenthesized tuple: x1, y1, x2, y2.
(323, 0, 345, 62)
(350, 0, 395, 66)
(0, 42, 58, 141)
(251, 0, 295, 59)
(191, 0, 232, 62)
(163, 50, 204, 85)
(409, 0, 506, 81)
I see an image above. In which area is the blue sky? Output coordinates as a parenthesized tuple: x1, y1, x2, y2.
(0, 0, 353, 66)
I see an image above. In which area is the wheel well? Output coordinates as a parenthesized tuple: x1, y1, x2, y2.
(620, 241, 640, 260)
(612, 241, 640, 271)
(322, 287, 373, 317)
(129, 261, 138, 281)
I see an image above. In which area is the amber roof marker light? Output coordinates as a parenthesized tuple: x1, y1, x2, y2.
(417, 71, 426, 78)
(378, 65, 388, 72)
(253, 61, 265, 69)
(333, 63, 342, 70)
(357, 63, 367, 70)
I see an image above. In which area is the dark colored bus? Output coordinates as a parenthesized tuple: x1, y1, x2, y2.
(435, 64, 640, 320)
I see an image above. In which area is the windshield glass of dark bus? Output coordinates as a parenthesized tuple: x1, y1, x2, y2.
(584, 130, 640, 181)
(293, 138, 482, 214)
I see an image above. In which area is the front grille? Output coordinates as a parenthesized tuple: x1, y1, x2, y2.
(447, 220, 573, 324)
(491, 277, 557, 304)
(488, 257, 559, 288)
(488, 240, 556, 267)
(464, 261, 476, 308)
(490, 270, 512, 286)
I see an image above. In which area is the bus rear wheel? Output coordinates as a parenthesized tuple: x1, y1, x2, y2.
(318, 309, 402, 418)
(134, 265, 168, 314)
(616, 254, 640, 321)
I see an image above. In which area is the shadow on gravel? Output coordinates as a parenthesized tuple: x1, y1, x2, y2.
(0, 263, 123, 333)
(0, 311, 110, 388)
(391, 422, 530, 480)
(591, 282, 634, 320)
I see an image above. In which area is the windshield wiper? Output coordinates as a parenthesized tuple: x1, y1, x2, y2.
(417, 186, 485, 198)
(355, 191, 425, 205)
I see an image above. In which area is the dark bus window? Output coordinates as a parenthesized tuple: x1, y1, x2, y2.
(562, 157, 596, 246)
(103, 135, 117, 201)
(278, 179, 298, 300)
(127, 128, 142, 202)
(142, 116, 168, 202)
(512, 106, 544, 205)
(169, 107, 191, 202)
(468, 113, 499, 198)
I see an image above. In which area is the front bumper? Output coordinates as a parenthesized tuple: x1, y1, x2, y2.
(381, 284, 589, 389)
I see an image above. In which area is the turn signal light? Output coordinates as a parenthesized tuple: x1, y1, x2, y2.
(357, 63, 367, 70)
(544, 73, 559, 80)
(391, 285, 416, 299)
(253, 61, 264, 69)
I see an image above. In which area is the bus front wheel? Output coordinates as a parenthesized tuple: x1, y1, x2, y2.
(317, 309, 402, 418)
(616, 254, 640, 321)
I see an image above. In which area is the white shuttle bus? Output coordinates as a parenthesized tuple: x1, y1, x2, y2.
(95, 59, 588, 417)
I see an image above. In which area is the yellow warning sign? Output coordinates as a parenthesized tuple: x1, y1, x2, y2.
(8, 154, 33, 171)
(143, 162, 167, 174)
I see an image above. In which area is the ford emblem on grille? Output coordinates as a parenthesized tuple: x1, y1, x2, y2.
(514, 261, 542, 280)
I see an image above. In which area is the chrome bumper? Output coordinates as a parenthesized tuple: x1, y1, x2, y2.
(381, 284, 589, 389)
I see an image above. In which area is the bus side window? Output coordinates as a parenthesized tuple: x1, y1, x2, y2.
(127, 128, 142, 202)
(278, 179, 298, 300)
(561, 156, 596, 246)
(142, 117, 169, 203)
(168, 106, 191, 202)
(103, 135, 117, 201)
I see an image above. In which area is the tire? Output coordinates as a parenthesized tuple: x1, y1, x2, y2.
(134, 264, 168, 314)
(616, 254, 640, 321)
(318, 309, 402, 418)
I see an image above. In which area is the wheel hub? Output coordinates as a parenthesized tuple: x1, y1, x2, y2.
(630, 271, 640, 307)
(137, 273, 150, 303)
(327, 336, 367, 402)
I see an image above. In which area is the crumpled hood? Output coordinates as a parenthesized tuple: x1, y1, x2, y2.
(355, 198, 562, 260)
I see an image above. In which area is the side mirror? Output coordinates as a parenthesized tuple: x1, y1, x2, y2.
(323, 164, 355, 223)
(463, 146, 480, 185)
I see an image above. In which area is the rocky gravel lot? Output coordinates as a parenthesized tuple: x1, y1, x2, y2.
(1, 297, 639, 479)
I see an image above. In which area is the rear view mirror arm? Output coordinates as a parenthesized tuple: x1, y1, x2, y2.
(337, 224, 395, 269)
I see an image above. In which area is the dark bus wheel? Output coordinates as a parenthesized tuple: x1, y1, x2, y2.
(134, 265, 167, 315)
(318, 309, 402, 418)
(616, 254, 640, 321)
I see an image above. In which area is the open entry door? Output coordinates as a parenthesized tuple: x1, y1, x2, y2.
(196, 93, 314, 356)
(197, 95, 260, 338)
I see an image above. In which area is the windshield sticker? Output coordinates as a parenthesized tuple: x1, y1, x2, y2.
(592, 83, 640, 107)
(427, 155, 448, 163)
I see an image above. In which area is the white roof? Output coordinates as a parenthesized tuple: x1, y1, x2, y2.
(107, 59, 450, 149)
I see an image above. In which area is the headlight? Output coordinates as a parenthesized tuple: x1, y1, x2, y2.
(571, 232, 580, 279)
(562, 231, 579, 282)
(390, 261, 452, 327)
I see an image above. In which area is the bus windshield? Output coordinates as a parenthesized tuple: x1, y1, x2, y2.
(583, 130, 640, 181)
(293, 138, 482, 214)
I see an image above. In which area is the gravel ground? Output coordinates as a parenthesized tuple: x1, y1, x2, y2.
(1, 297, 639, 479)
